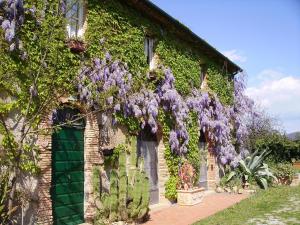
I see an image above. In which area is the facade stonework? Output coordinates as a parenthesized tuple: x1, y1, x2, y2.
(16, 0, 239, 223)
(84, 113, 102, 222)
(207, 145, 220, 190)
(37, 119, 53, 224)
(157, 130, 170, 204)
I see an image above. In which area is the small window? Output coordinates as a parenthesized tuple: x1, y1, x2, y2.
(200, 65, 206, 88)
(66, 0, 85, 38)
(144, 36, 155, 70)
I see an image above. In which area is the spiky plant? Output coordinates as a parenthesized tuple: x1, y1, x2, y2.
(227, 149, 277, 189)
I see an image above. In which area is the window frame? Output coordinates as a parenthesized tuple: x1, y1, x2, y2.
(65, 0, 85, 39)
(144, 36, 156, 70)
(200, 64, 207, 88)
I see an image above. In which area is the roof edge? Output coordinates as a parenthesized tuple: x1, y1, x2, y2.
(124, 0, 243, 74)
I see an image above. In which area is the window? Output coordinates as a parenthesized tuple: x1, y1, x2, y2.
(200, 65, 206, 88)
(66, 0, 85, 38)
(144, 36, 155, 70)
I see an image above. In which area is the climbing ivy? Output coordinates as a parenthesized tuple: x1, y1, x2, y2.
(156, 38, 201, 96)
(186, 113, 201, 184)
(206, 63, 234, 105)
(0, 0, 238, 207)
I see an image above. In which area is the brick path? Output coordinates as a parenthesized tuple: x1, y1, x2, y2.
(144, 193, 249, 225)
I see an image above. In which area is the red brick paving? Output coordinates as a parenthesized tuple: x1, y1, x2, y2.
(144, 193, 249, 225)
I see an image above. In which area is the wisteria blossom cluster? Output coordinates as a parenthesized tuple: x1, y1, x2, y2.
(122, 89, 160, 133)
(187, 90, 237, 165)
(232, 73, 255, 157)
(77, 48, 256, 165)
(158, 68, 190, 154)
(0, 0, 25, 50)
(77, 52, 132, 109)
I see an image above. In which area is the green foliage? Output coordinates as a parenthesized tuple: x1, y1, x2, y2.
(86, 0, 205, 97)
(0, 2, 81, 217)
(186, 113, 201, 184)
(227, 149, 276, 189)
(270, 163, 295, 185)
(127, 166, 150, 221)
(194, 186, 300, 225)
(255, 133, 300, 163)
(158, 111, 180, 200)
(86, 0, 151, 89)
(128, 136, 138, 185)
(108, 169, 119, 222)
(159, 111, 201, 200)
(219, 172, 242, 189)
(104, 145, 121, 169)
(156, 38, 201, 95)
(114, 112, 141, 135)
(164, 176, 179, 201)
(118, 149, 128, 221)
(0, 171, 12, 224)
(206, 64, 234, 105)
(1, 0, 238, 217)
(93, 142, 149, 224)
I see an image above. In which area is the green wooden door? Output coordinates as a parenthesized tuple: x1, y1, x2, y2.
(52, 127, 84, 225)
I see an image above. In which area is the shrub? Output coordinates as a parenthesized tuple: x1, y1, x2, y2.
(165, 176, 178, 201)
(271, 163, 295, 185)
(255, 133, 300, 163)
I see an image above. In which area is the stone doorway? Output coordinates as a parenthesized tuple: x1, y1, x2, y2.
(137, 125, 159, 205)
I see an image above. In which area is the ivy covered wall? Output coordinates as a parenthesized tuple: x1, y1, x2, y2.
(86, 0, 234, 200)
(0, 0, 236, 205)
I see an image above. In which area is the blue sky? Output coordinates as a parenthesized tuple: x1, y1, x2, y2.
(150, 0, 300, 133)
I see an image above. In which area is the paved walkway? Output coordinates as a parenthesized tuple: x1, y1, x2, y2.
(144, 192, 249, 225)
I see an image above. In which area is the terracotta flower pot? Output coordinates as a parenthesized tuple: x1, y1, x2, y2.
(177, 187, 205, 206)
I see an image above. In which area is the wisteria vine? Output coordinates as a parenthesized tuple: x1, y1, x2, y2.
(1, 1, 255, 165)
(77, 48, 256, 167)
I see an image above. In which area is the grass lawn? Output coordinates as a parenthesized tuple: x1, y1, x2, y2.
(194, 185, 300, 225)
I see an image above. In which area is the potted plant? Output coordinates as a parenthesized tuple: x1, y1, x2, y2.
(66, 38, 86, 53)
(177, 161, 205, 206)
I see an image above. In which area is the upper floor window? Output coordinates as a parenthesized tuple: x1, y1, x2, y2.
(66, 0, 85, 38)
(200, 65, 206, 88)
(144, 36, 155, 70)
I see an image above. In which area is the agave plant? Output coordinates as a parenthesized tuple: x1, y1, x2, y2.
(227, 149, 277, 189)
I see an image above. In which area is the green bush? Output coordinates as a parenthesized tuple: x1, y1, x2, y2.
(255, 133, 300, 163)
(271, 163, 295, 185)
(165, 176, 178, 201)
(93, 142, 150, 224)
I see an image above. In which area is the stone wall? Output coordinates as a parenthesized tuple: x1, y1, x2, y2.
(206, 143, 220, 190)
(37, 119, 54, 224)
(156, 129, 170, 204)
(84, 113, 103, 222)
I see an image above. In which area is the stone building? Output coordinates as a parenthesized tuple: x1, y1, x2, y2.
(1, 0, 242, 224)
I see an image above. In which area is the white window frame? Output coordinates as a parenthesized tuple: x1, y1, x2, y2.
(66, 0, 85, 39)
(144, 36, 155, 70)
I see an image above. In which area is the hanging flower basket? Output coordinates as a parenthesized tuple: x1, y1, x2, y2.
(67, 39, 86, 53)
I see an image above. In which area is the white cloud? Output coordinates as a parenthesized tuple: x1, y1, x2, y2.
(222, 49, 247, 63)
(246, 69, 300, 133)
